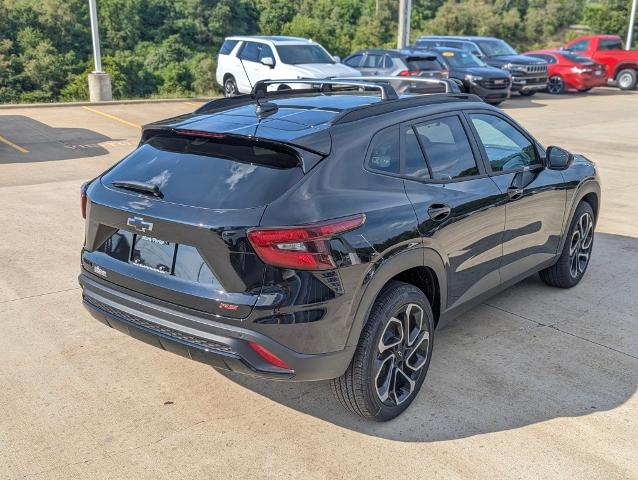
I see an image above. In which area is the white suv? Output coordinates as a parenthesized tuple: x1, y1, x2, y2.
(216, 36, 360, 96)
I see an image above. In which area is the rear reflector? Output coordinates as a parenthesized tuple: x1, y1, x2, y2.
(248, 341, 291, 370)
(247, 214, 365, 270)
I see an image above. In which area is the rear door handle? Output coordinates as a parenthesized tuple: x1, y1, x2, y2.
(427, 204, 452, 221)
(507, 186, 524, 200)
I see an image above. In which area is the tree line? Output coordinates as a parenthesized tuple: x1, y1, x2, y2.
(0, 0, 634, 103)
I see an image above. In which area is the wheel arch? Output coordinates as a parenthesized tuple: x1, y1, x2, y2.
(613, 63, 638, 78)
(222, 73, 235, 84)
(558, 179, 601, 254)
(345, 247, 447, 349)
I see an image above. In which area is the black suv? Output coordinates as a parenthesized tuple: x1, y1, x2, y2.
(80, 79, 600, 421)
(416, 36, 548, 96)
(421, 46, 512, 105)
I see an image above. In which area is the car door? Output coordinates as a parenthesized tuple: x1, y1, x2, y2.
(402, 113, 506, 310)
(465, 111, 567, 283)
(360, 53, 384, 76)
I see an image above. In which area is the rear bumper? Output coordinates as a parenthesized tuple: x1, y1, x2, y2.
(79, 272, 354, 381)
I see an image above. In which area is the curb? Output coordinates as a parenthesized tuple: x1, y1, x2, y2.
(0, 97, 216, 110)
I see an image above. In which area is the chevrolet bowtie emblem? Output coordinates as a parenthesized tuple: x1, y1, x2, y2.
(127, 216, 154, 233)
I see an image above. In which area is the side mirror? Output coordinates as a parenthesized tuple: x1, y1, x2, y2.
(260, 56, 275, 68)
(546, 146, 574, 170)
(333, 55, 341, 63)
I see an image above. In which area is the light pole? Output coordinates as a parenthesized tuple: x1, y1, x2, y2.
(87, 0, 112, 101)
(628, 0, 637, 50)
(397, 0, 406, 48)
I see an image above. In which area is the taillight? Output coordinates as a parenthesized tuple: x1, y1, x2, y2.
(175, 129, 226, 138)
(247, 214, 365, 270)
(81, 181, 89, 219)
(248, 341, 291, 370)
(398, 69, 412, 76)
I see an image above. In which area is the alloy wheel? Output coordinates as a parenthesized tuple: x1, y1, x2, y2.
(568, 212, 594, 278)
(547, 76, 564, 94)
(374, 303, 430, 406)
(224, 79, 238, 97)
(618, 73, 633, 89)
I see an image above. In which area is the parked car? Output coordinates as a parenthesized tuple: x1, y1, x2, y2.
(523, 49, 607, 94)
(342, 48, 448, 93)
(422, 46, 511, 105)
(564, 34, 638, 90)
(215, 35, 359, 96)
(79, 78, 600, 421)
(416, 36, 548, 96)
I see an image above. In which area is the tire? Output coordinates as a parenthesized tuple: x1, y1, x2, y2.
(539, 202, 595, 288)
(224, 76, 239, 97)
(519, 90, 536, 97)
(330, 281, 434, 421)
(547, 75, 565, 95)
(616, 69, 637, 90)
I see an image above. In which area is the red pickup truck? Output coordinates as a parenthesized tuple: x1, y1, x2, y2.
(564, 35, 638, 90)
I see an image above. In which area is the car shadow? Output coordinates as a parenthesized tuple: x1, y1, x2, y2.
(0, 115, 115, 164)
(216, 232, 638, 442)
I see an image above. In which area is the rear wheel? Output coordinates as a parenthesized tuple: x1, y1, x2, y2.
(539, 202, 595, 288)
(547, 75, 565, 94)
(616, 69, 637, 90)
(224, 76, 239, 97)
(331, 281, 434, 421)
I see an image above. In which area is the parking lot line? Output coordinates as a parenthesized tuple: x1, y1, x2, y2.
(82, 106, 141, 129)
(0, 134, 29, 153)
(183, 101, 201, 106)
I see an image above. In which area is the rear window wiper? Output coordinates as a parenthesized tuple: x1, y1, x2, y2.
(111, 180, 164, 198)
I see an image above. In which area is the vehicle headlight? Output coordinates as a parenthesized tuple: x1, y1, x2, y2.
(465, 74, 484, 83)
(502, 63, 513, 70)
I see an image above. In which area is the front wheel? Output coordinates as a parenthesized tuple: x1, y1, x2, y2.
(547, 76, 565, 94)
(539, 202, 595, 288)
(616, 69, 637, 90)
(331, 281, 434, 421)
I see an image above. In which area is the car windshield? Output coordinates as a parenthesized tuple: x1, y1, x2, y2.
(439, 51, 486, 67)
(475, 39, 517, 56)
(276, 44, 335, 64)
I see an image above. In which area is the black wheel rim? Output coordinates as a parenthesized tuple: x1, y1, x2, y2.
(374, 303, 430, 406)
(548, 76, 563, 94)
(568, 212, 594, 279)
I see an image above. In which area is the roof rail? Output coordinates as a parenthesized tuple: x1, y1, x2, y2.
(335, 76, 462, 94)
(251, 78, 399, 101)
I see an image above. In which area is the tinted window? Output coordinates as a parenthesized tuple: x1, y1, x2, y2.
(383, 55, 394, 68)
(219, 39, 239, 55)
(406, 58, 444, 71)
(239, 41, 261, 62)
(344, 54, 363, 67)
(259, 44, 274, 61)
(276, 45, 334, 64)
(559, 52, 594, 64)
(414, 116, 478, 180)
(103, 135, 303, 209)
(475, 39, 517, 56)
(568, 39, 590, 52)
(600, 39, 623, 50)
(404, 127, 430, 179)
(469, 114, 539, 172)
(367, 126, 400, 174)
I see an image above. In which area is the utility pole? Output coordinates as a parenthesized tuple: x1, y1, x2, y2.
(87, 0, 112, 101)
(397, 0, 406, 48)
(405, 0, 412, 47)
(628, 0, 637, 50)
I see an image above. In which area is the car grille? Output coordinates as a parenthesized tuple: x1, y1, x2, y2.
(524, 64, 547, 74)
(84, 296, 234, 353)
(479, 78, 511, 89)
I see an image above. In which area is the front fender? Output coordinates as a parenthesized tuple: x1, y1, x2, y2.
(557, 176, 601, 254)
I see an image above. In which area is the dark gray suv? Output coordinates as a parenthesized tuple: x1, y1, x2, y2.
(80, 79, 600, 420)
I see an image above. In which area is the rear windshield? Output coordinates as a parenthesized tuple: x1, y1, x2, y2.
(102, 134, 303, 210)
(559, 52, 594, 64)
(406, 58, 444, 71)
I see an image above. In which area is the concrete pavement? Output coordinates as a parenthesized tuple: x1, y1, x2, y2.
(1, 91, 636, 479)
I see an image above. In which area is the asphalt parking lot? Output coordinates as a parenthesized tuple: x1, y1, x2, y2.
(1, 91, 637, 479)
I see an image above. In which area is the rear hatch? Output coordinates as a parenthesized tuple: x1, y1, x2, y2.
(82, 131, 309, 319)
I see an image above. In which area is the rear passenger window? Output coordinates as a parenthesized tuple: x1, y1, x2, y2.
(414, 116, 479, 180)
(404, 127, 430, 179)
(469, 113, 539, 172)
(367, 126, 400, 174)
(219, 39, 239, 55)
